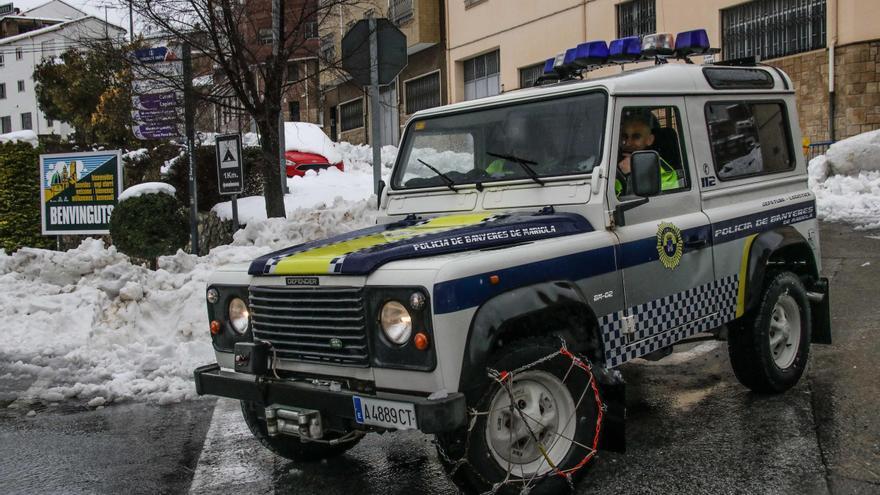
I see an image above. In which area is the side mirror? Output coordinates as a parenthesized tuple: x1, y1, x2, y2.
(377, 179, 386, 209)
(631, 150, 661, 197)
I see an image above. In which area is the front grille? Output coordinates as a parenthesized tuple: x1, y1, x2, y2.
(249, 286, 369, 366)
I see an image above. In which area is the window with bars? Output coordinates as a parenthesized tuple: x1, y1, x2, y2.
(20, 112, 32, 130)
(463, 50, 500, 101)
(519, 63, 544, 89)
(1, 116, 10, 133)
(405, 71, 441, 114)
(340, 98, 364, 132)
(390, 0, 413, 25)
(722, 0, 826, 61)
(617, 0, 655, 38)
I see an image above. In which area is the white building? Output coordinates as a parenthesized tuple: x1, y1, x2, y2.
(0, 1, 125, 138)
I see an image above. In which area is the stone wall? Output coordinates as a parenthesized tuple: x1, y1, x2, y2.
(767, 40, 880, 144)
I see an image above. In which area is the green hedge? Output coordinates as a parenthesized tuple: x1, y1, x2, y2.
(167, 146, 266, 212)
(0, 142, 54, 253)
(109, 192, 188, 267)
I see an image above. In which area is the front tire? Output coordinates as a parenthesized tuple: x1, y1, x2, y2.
(436, 339, 602, 495)
(728, 271, 812, 393)
(240, 401, 362, 462)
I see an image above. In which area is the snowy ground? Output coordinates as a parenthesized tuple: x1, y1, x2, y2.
(2, 131, 879, 409)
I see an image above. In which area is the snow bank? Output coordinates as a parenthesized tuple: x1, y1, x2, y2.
(823, 129, 880, 176)
(0, 130, 38, 147)
(213, 142, 397, 223)
(119, 182, 177, 202)
(810, 130, 880, 230)
(0, 198, 378, 407)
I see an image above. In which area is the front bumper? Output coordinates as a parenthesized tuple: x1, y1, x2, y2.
(194, 363, 466, 434)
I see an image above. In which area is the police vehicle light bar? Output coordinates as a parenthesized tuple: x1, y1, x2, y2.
(642, 33, 675, 57)
(609, 36, 641, 62)
(542, 58, 556, 75)
(572, 41, 609, 67)
(675, 29, 711, 56)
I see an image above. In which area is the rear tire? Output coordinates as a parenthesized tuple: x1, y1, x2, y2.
(728, 271, 811, 393)
(240, 401, 362, 462)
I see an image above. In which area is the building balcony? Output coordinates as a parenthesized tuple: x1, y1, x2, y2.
(389, 0, 440, 55)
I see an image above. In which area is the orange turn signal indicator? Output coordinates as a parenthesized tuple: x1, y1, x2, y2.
(210, 320, 221, 335)
(489, 275, 500, 285)
(413, 332, 429, 351)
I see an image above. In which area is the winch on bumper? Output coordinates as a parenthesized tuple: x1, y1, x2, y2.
(194, 363, 467, 435)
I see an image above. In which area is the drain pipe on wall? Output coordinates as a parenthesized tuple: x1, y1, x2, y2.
(828, 0, 838, 141)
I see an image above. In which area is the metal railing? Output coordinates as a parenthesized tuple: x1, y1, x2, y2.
(722, 0, 826, 61)
(806, 140, 834, 161)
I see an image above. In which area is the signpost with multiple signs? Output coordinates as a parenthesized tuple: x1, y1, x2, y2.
(215, 134, 243, 230)
(39, 151, 122, 235)
(130, 46, 184, 140)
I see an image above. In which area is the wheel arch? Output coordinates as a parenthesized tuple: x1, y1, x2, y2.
(457, 280, 626, 452)
(742, 226, 819, 315)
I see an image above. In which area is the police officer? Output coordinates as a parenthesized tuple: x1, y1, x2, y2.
(616, 112, 679, 196)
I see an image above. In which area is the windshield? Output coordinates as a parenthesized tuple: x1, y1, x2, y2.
(392, 92, 607, 189)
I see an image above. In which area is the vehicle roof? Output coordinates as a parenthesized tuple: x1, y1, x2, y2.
(414, 63, 793, 119)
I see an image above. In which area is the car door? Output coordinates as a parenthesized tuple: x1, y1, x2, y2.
(602, 96, 717, 366)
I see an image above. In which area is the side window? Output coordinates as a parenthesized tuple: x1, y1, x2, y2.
(706, 101, 794, 180)
(616, 106, 690, 195)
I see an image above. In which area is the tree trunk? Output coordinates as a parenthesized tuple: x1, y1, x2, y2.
(256, 113, 286, 218)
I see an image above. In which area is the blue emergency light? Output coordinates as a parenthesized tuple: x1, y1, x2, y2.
(675, 29, 711, 56)
(609, 36, 642, 62)
(542, 57, 556, 75)
(572, 41, 609, 67)
(561, 47, 579, 70)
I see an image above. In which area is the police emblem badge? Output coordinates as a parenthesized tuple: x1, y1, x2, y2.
(656, 222, 683, 269)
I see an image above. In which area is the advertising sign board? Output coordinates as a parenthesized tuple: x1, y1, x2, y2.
(131, 46, 184, 140)
(39, 151, 122, 235)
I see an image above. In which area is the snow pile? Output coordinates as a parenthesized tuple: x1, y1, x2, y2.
(119, 182, 177, 202)
(810, 130, 880, 230)
(0, 199, 378, 407)
(213, 142, 397, 223)
(0, 130, 39, 147)
(199, 132, 261, 148)
(284, 122, 342, 164)
(122, 148, 149, 162)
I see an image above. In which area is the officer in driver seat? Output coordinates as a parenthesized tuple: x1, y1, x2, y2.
(616, 111, 679, 196)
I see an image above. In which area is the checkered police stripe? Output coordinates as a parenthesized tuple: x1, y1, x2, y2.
(599, 275, 738, 367)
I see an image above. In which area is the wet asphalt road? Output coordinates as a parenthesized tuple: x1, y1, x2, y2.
(0, 222, 878, 494)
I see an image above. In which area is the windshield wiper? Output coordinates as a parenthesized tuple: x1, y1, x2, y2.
(417, 159, 458, 193)
(486, 151, 545, 186)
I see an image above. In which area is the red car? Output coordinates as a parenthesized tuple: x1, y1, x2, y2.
(284, 150, 344, 177)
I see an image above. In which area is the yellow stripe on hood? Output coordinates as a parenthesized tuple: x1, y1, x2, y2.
(271, 212, 496, 275)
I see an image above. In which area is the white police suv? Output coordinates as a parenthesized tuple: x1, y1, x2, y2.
(194, 29, 831, 494)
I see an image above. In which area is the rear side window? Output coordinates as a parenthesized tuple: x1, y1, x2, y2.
(705, 101, 795, 180)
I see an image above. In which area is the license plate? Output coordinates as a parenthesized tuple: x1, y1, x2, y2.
(352, 396, 418, 430)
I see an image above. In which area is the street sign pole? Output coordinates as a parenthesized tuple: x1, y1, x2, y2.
(182, 42, 199, 255)
(368, 17, 382, 196)
(231, 194, 239, 232)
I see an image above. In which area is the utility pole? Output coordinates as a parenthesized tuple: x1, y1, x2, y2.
(128, 0, 134, 41)
(273, 0, 289, 196)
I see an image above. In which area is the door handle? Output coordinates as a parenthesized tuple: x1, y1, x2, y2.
(684, 238, 708, 249)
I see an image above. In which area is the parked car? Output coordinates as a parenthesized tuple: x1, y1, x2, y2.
(283, 122, 343, 177)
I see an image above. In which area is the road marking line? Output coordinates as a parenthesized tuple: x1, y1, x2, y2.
(189, 398, 277, 494)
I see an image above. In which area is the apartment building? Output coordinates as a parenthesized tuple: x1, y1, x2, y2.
(211, 0, 321, 134)
(446, 0, 880, 143)
(0, 1, 125, 138)
(319, 0, 447, 146)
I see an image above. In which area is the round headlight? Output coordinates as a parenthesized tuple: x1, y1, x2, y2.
(206, 288, 219, 304)
(380, 300, 412, 345)
(228, 297, 250, 334)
